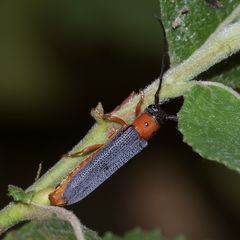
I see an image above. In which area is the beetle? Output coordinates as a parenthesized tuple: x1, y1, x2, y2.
(49, 19, 177, 206)
(49, 72, 177, 206)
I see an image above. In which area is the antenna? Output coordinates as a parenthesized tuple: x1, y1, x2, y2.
(154, 16, 168, 108)
(154, 55, 165, 107)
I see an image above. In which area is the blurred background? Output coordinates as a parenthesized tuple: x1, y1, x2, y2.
(1, 1, 240, 240)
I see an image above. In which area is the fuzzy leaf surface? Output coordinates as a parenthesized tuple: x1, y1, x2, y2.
(3, 217, 101, 240)
(159, 0, 240, 88)
(178, 83, 240, 171)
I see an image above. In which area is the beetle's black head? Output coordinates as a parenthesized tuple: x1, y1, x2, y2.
(145, 104, 167, 125)
(145, 104, 178, 125)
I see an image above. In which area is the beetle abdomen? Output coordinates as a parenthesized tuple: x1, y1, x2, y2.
(63, 126, 148, 205)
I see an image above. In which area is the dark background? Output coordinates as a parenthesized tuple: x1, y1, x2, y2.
(1, 1, 240, 240)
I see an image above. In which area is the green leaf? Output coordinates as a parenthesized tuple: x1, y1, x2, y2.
(102, 232, 121, 240)
(159, 0, 240, 88)
(84, 227, 102, 240)
(122, 228, 163, 240)
(8, 185, 34, 204)
(103, 228, 185, 240)
(3, 218, 76, 240)
(159, 0, 239, 64)
(3, 217, 101, 240)
(4, 221, 185, 240)
(174, 236, 186, 240)
(178, 83, 240, 171)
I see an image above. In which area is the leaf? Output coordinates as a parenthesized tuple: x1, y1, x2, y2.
(122, 228, 163, 240)
(3, 218, 76, 240)
(174, 236, 186, 240)
(84, 227, 102, 240)
(178, 83, 240, 171)
(103, 228, 186, 240)
(4, 221, 185, 240)
(3, 217, 101, 240)
(8, 185, 34, 204)
(159, 0, 239, 64)
(159, 0, 240, 88)
(102, 232, 121, 240)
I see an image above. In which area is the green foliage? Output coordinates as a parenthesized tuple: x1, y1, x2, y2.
(103, 229, 161, 240)
(8, 185, 34, 204)
(178, 83, 240, 171)
(3, 217, 103, 240)
(160, 1, 240, 172)
(160, 0, 240, 88)
(3, 220, 184, 240)
(3, 217, 78, 240)
(84, 227, 102, 240)
(160, 0, 239, 64)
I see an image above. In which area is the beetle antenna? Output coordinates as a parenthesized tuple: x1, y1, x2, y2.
(154, 16, 168, 108)
(154, 55, 165, 108)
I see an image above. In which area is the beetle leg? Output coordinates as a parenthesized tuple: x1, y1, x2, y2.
(104, 90, 144, 125)
(135, 90, 144, 117)
(64, 144, 103, 158)
(91, 102, 127, 126)
(102, 114, 127, 126)
(68, 91, 143, 159)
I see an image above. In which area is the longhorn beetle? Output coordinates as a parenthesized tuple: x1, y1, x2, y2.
(49, 18, 177, 206)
